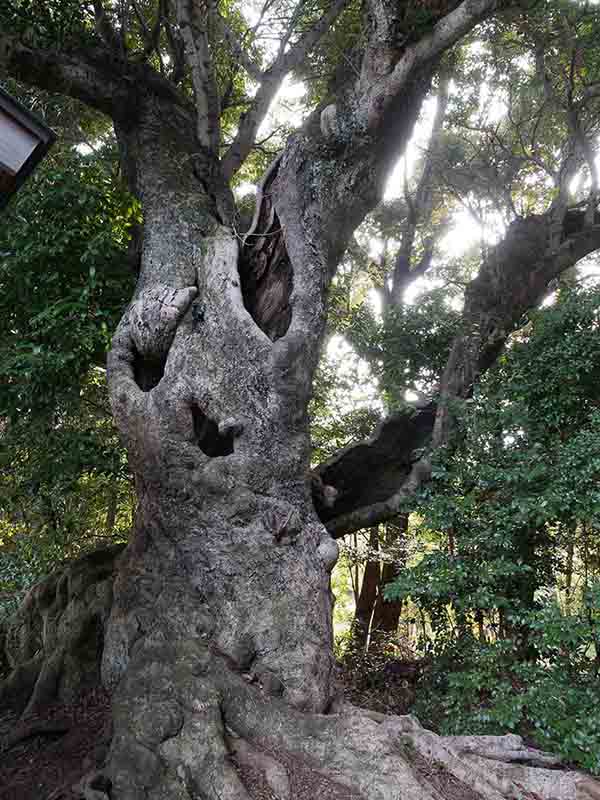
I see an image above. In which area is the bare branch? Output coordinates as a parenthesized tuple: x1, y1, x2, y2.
(349, 0, 501, 140)
(221, 0, 349, 180)
(210, 10, 264, 82)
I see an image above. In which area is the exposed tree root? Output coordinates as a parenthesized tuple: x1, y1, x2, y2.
(3, 552, 600, 800)
(217, 662, 600, 800)
(229, 736, 294, 799)
(83, 639, 599, 800)
(1, 718, 70, 753)
(46, 770, 112, 800)
(0, 545, 124, 718)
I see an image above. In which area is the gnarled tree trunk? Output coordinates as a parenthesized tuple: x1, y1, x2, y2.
(4, 1, 600, 797)
(95, 101, 342, 795)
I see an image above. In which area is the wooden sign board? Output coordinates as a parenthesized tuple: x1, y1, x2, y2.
(0, 87, 55, 210)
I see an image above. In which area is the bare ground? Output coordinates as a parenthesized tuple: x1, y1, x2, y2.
(0, 688, 111, 800)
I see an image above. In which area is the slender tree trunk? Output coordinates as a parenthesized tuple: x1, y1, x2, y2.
(371, 563, 403, 637)
(352, 528, 380, 650)
(564, 532, 575, 615)
(351, 533, 360, 605)
(105, 483, 118, 538)
(371, 517, 407, 643)
(475, 609, 485, 643)
(504, 526, 539, 661)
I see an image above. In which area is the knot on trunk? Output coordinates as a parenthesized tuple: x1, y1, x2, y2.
(130, 284, 197, 360)
(317, 536, 339, 572)
(128, 283, 197, 391)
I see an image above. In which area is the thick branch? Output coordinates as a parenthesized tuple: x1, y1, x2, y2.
(351, 0, 501, 142)
(0, 30, 194, 131)
(320, 210, 600, 537)
(162, 0, 187, 83)
(291, 1, 507, 287)
(221, 72, 281, 181)
(314, 404, 437, 536)
(267, 3, 506, 417)
(176, 0, 220, 151)
(0, 35, 131, 118)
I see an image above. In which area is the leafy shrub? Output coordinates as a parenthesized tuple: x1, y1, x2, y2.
(412, 596, 600, 773)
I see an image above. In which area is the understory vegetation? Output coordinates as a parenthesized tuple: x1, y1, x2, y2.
(0, 117, 136, 614)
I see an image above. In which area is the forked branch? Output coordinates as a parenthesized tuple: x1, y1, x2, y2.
(221, 0, 350, 180)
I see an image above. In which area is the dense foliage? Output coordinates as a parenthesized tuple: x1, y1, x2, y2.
(382, 286, 600, 770)
(0, 133, 137, 610)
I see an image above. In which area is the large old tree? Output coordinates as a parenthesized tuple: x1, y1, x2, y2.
(3, 0, 600, 798)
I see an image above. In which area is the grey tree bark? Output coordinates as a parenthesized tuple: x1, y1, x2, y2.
(3, 1, 600, 798)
